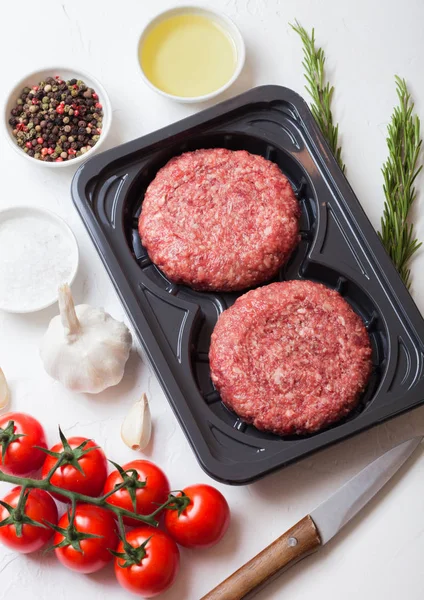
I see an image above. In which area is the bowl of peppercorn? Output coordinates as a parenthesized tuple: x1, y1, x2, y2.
(3, 67, 111, 167)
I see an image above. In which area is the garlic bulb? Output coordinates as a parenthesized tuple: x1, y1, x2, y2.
(121, 393, 152, 451)
(40, 284, 132, 394)
(0, 368, 10, 409)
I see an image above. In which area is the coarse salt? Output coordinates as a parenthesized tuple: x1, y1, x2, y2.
(0, 212, 78, 312)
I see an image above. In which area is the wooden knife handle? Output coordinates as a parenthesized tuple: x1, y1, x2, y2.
(201, 515, 321, 600)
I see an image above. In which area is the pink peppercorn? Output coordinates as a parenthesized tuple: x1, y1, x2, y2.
(41, 148, 48, 156)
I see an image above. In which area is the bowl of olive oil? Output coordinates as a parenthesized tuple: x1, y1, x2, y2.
(138, 6, 245, 103)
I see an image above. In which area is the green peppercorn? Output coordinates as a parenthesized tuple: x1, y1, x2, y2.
(63, 116, 70, 124)
(64, 125, 71, 133)
(52, 86, 58, 92)
(17, 98, 23, 105)
(71, 89, 78, 97)
(51, 152, 58, 159)
(23, 87, 31, 94)
(29, 105, 38, 113)
(64, 105, 70, 114)
(68, 136, 74, 142)
(34, 152, 41, 160)
(60, 135, 67, 142)
(55, 146, 62, 154)
(68, 109, 74, 116)
(76, 150, 82, 157)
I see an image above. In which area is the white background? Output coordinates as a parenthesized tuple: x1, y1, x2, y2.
(1, 0, 424, 598)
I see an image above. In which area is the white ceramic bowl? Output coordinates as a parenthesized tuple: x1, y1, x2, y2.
(137, 6, 245, 103)
(0, 206, 79, 313)
(3, 67, 112, 168)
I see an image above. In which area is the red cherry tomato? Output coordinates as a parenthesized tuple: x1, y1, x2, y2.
(41, 437, 107, 501)
(0, 413, 47, 475)
(114, 527, 179, 597)
(0, 487, 58, 554)
(164, 484, 230, 548)
(54, 504, 118, 573)
(103, 460, 170, 526)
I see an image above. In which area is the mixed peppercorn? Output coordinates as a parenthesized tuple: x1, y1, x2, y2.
(8, 76, 103, 162)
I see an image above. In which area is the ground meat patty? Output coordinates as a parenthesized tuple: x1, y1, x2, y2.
(138, 149, 300, 291)
(209, 280, 372, 435)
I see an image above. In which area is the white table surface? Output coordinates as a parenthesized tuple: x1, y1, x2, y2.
(1, 0, 424, 598)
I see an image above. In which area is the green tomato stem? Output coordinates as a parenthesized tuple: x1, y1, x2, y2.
(45, 453, 66, 482)
(0, 469, 160, 527)
(14, 484, 28, 522)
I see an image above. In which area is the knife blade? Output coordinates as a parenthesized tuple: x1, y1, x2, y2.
(201, 436, 422, 600)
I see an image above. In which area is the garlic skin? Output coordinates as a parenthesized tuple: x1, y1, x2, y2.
(0, 368, 10, 409)
(40, 284, 132, 394)
(121, 393, 152, 451)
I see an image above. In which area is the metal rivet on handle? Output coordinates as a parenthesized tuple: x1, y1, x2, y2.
(288, 537, 298, 547)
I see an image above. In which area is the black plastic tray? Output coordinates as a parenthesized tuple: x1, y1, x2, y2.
(72, 85, 424, 484)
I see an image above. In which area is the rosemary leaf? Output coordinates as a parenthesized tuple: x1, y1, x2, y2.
(291, 20, 345, 172)
(378, 76, 422, 289)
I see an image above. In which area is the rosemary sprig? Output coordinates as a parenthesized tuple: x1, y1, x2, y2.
(379, 76, 422, 289)
(291, 20, 345, 172)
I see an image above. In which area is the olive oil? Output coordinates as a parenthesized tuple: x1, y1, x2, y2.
(140, 14, 237, 98)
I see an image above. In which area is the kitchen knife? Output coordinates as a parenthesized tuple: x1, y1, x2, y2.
(201, 436, 422, 600)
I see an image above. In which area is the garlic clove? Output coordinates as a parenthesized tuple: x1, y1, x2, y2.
(121, 393, 152, 451)
(0, 368, 10, 410)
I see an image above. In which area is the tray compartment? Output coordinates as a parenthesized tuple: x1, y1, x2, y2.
(72, 86, 424, 484)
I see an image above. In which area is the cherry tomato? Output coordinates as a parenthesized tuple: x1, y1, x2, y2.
(164, 484, 230, 548)
(0, 487, 58, 554)
(0, 412, 47, 475)
(54, 504, 118, 573)
(41, 437, 107, 501)
(103, 460, 170, 526)
(115, 527, 179, 597)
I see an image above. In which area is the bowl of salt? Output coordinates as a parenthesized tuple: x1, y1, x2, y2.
(0, 206, 79, 313)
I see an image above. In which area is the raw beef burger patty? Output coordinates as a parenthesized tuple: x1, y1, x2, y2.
(209, 280, 373, 435)
(138, 148, 300, 291)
